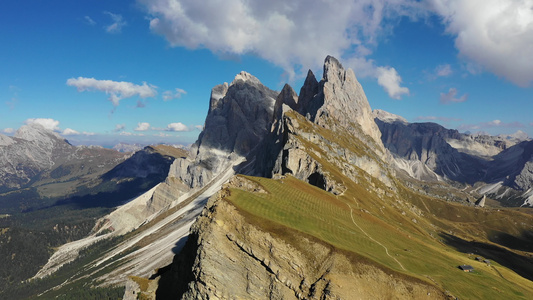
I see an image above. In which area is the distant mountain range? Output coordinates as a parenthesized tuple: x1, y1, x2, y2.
(375, 110, 533, 206)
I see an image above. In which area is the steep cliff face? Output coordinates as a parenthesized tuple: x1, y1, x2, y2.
(375, 116, 485, 183)
(157, 185, 445, 300)
(269, 57, 393, 191)
(300, 56, 385, 156)
(174, 72, 279, 189)
(375, 112, 533, 205)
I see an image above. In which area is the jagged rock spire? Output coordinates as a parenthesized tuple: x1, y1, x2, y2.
(297, 56, 385, 152)
(273, 84, 298, 122)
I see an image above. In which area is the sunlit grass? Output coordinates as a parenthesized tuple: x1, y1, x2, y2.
(227, 175, 533, 300)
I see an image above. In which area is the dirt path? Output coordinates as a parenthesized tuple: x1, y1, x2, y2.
(346, 203, 406, 271)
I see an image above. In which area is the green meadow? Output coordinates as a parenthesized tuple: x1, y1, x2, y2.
(227, 175, 533, 300)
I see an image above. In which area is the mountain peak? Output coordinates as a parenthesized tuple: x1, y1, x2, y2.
(0, 133, 14, 146)
(231, 71, 262, 86)
(323, 55, 345, 81)
(14, 123, 64, 143)
(373, 109, 408, 124)
(314, 56, 385, 151)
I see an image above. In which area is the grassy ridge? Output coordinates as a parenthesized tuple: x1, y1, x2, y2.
(227, 175, 533, 300)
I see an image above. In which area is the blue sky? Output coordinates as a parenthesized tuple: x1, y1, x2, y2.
(1, 0, 532, 147)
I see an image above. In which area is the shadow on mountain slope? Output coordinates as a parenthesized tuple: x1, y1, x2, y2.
(440, 232, 533, 282)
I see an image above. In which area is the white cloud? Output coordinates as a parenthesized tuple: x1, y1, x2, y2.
(139, 0, 419, 95)
(85, 16, 96, 26)
(440, 88, 468, 104)
(195, 125, 204, 131)
(376, 66, 409, 99)
(154, 132, 172, 137)
(435, 64, 452, 77)
(24, 118, 61, 131)
(162, 88, 187, 101)
(120, 131, 145, 136)
(139, 0, 533, 91)
(489, 119, 501, 126)
(2, 128, 15, 134)
(66, 77, 157, 106)
(167, 122, 189, 132)
(135, 122, 151, 131)
(104, 11, 126, 33)
(430, 0, 533, 87)
(62, 128, 80, 136)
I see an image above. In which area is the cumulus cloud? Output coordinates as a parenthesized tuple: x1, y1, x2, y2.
(66, 77, 157, 106)
(104, 11, 126, 33)
(140, 0, 533, 91)
(195, 125, 204, 131)
(135, 122, 151, 131)
(138, 0, 417, 96)
(167, 122, 189, 132)
(376, 67, 409, 99)
(435, 64, 452, 77)
(2, 128, 15, 134)
(430, 0, 533, 87)
(162, 88, 187, 101)
(120, 131, 145, 136)
(440, 88, 468, 104)
(25, 118, 61, 131)
(154, 132, 172, 137)
(62, 128, 80, 135)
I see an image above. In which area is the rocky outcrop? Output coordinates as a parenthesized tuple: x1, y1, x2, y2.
(267, 57, 394, 192)
(103, 145, 184, 181)
(175, 72, 279, 189)
(475, 195, 486, 207)
(375, 112, 533, 205)
(301, 56, 386, 156)
(375, 117, 487, 183)
(157, 191, 446, 299)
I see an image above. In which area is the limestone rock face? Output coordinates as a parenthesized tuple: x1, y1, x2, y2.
(157, 191, 446, 300)
(175, 72, 279, 188)
(306, 56, 386, 155)
(297, 69, 319, 117)
(475, 195, 486, 207)
(514, 156, 533, 191)
(273, 84, 298, 122)
(375, 111, 533, 205)
(375, 117, 486, 183)
(264, 56, 395, 191)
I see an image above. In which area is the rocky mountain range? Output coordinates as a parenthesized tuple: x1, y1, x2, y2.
(375, 111, 533, 206)
(0, 124, 125, 193)
(2, 56, 533, 299)
(0, 123, 187, 214)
